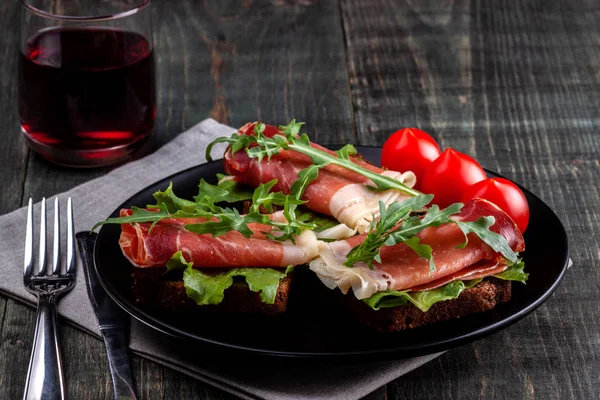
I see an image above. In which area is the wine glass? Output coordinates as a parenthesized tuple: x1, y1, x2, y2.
(19, 0, 156, 167)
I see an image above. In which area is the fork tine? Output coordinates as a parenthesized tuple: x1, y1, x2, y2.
(24, 198, 33, 277)
(37, 198, 47, 276)
(52, 198, 60, 275)
(66, 197, 75, 274)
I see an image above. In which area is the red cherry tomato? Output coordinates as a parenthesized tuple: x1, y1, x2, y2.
(420, 148, 487, 208)
(380, 128, 441, 190)
(461, 178, 530, 233)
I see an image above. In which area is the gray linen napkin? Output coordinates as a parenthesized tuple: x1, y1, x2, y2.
(0, 118, 441, 400)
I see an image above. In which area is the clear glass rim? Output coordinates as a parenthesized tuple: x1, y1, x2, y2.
(20, 0, 150, 22)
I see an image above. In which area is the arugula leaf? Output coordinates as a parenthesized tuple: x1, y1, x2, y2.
(289, 165, 321, 201)
(205, 134, 254, 161)
(195, 178, 252, 205)
(152, 182, 201, 213)
(384, 203, 462, 246)
(92, 204, 171, 231)
(248, 180, 305, 214)
(344, 195, 434, 268)
(205, 120, 421, 197)
(185, 209, 269, 238)
(403, 236, 435, 273)
(379, 203, 463, 273)
(294, 209, 340, 233)
(166, 252, 293, 305)
(336, 144, 358, 160)
(244, 179, 313, 242)
(344, 197, 520, 275)
(455, 218, 519, 263)
(279, 119, 304, 137)
(213, 174, 253, 202)
(149, 178, 252, 216)
(250, 180, 279, 213)
(92, 174, 312, 242)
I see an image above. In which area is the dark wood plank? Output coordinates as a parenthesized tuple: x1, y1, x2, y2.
(341, 0, 475, 150)
(3, 0, 598, 398)
(0, 1, 36, 397)
(0, 301, 36, 399)
(0, 0, 29, 213)
(362, 387, 388, 400)
(1, 1, 354, 399)
(340, 0, 600, 399)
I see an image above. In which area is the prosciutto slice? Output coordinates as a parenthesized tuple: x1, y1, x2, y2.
(309, 198, 525, 299)
(119, 210, 320, 268)
(224, 123, 416, 233)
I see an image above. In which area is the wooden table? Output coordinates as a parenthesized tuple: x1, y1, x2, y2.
(0, 0, 597, 398)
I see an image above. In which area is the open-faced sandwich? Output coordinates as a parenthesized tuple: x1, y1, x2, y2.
(95, 120, 528, 331)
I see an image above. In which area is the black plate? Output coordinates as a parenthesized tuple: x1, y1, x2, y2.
(94, 147, 569, 362)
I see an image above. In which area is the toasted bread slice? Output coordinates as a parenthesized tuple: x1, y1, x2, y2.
(131, 268, 291, 316)
(333, 278, 511, 332)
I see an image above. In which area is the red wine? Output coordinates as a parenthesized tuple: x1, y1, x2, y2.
(19, 28, 156, 166)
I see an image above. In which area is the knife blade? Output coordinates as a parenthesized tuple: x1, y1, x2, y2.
(76, 231, 138, 400)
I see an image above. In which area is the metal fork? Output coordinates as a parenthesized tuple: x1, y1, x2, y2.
(23, 197, 75, 400)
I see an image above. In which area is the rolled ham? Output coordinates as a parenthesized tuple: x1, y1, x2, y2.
(119, 210, 320, 268)
(309, 198, 525, 299)
(224, 123, 417, 233)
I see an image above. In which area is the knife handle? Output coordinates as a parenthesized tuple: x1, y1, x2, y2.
(100, 326, 138, 400)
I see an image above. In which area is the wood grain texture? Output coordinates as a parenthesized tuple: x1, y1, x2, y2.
(0, 0, 354, 399)
(1, 0, 599, 399)
(341, 0, 475, 151)
(0, 1, 35, 397)
(0, 0, 28, 214)
(340, 0, 600, 399)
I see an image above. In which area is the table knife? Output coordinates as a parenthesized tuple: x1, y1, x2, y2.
(76, 232, 138, 400)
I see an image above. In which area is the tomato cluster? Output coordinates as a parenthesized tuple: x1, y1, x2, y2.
(381, 128, 529, 233)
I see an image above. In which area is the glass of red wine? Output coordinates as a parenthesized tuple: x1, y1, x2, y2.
(19, 0, 156, 167)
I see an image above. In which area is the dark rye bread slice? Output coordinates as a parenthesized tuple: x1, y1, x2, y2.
(131, 267, 291, 316)
(333, 278, 512, 332)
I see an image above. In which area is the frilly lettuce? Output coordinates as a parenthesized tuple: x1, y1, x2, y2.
(363, 260, 528, 312)
(166, 252, 292, 305)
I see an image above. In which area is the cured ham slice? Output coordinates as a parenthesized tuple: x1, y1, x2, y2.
(309, 198, 525, 299)
(409, 259, 508, 292)
(224, 123, 417, 233)
(119, 210, 320, 268)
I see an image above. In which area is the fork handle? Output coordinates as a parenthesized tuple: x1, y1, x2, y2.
(23, 295, 65, 400)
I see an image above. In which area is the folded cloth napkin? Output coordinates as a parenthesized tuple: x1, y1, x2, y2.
(0, 119, 441, 400)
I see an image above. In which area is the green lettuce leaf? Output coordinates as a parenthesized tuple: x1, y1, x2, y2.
(166, 252, 292, 305)
(363, 279, 482, 312)
(165, 250, 193, 273)
(363, 260, 528, 312)
(492, 259, 528, 284)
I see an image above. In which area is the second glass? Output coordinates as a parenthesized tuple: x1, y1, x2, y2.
(19, 0, 156, 167)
